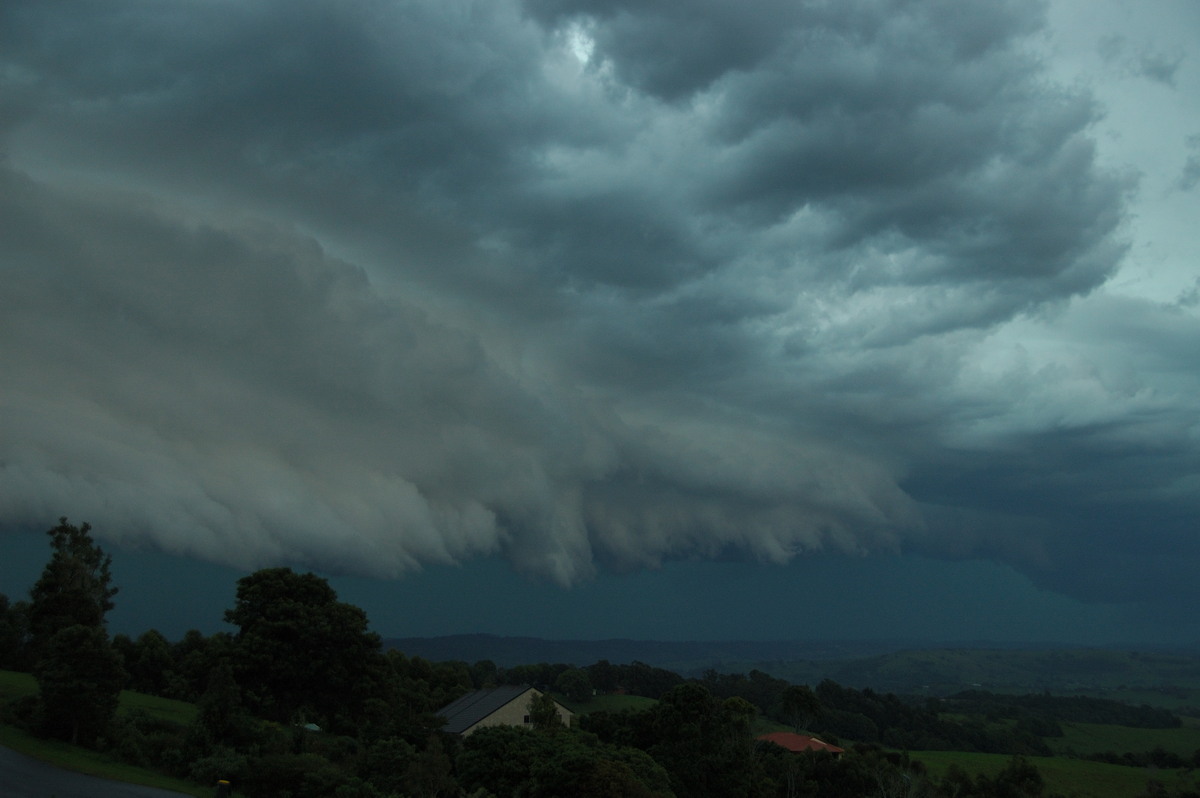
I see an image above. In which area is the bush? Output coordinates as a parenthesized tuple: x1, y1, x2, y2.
(240, 752, 351, 798)
(103, 709, 190, 773)
(189, 746, 250, 791)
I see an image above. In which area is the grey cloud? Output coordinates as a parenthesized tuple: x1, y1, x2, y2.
(525, 0, 1043, 102)
(1095, 31, 1185, 87)
(1178, 134, 1200, 191)
(523, 0, 804, 101)
(1136, 50, 1185, 87)
(1096, 34, 1125, 66)
(1, 0, 1194, 613)
(1181, 155, 1200, 191)
(0, 164, 650, 578)
(901, 291, 1200, 602)
(0, 162, 921, 586)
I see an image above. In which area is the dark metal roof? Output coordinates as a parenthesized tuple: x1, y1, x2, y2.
(436, 685, 536, 734)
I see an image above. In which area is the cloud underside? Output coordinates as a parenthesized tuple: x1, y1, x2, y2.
(1, 0, 1197, 604)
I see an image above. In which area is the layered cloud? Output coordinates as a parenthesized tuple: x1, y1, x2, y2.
(2, 0, 1197, 606)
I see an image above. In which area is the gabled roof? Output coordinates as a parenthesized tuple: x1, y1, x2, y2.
(757, 731, 845, 755)
(436, 685, 536, 734)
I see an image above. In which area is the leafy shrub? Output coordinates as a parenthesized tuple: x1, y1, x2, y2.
(188, 746, 250, 790)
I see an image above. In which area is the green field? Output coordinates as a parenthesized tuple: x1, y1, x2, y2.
(1070, 687, 1200, 713)
(555, 691, 658, 716)
(912, 750, 1199, 798)
(116, 688, 199, 727)
(1049, 717, 1200, 757)
(0, 669, 37, 704)
(0, 668, 197, 727)
(937, 711, 1200, 761)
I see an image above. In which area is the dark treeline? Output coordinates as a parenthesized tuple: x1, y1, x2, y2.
(4, 519, 1200, 797)
(943, 690, 1182, 729)
(482, 658, 685, 703)
(1087, 747, 1200, 770)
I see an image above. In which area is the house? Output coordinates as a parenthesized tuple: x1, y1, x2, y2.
(757, 731, 845, 758)
(436, 685, 573, 736)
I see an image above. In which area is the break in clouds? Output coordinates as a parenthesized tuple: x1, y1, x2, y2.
(2, 0, 1198, 605)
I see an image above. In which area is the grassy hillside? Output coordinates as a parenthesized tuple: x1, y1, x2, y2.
(0, 669, 36, 704)
(0, 668, 197, 726)
(1069, 686, 1200, 712)
(117, 689, 198, 727)
(1048, 718, 1200, 758)
(558, 691, 658, 716)
(0, 669, 204, 797)
(912, 750, 1199, 798)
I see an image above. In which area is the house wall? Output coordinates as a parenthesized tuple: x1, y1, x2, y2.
(463, 688, 573, 736)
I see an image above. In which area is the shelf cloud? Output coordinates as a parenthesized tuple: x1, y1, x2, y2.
(2, 0, 1197, 612)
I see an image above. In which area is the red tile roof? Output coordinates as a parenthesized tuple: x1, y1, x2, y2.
(757, 731, 845, 755)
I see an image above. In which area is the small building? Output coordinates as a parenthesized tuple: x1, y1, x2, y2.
(436, 685, 573, 736)
(757, 731, 845, 758)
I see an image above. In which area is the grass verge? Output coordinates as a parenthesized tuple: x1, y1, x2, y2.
(0, 724, 206, 796)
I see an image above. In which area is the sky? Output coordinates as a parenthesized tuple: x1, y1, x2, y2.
(2, 0, 1198, 647)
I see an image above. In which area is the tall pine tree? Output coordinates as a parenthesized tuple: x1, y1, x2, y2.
(28, 517, 118, 651)
(27, 518, 125, 746)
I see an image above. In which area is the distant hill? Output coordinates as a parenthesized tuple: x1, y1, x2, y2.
(733, 647, 1200, 696)
(383, 635, 1200, 699)
(382, 634, 914, 670)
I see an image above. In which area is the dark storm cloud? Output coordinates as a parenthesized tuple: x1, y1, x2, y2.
(525, 0, 1043, 102)
(1, 0, 1194, 609)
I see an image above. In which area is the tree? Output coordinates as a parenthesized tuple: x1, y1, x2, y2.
(401, 734, 458, 798)
(987, 755, 1044, 797)
(27, 518, 117, 659)
(470, 659, 499, 688)
(457, 725, 552, 797)
(555, 666, 593, 704)
(361, 736, 418, 795)
(779, 684, 821, 733)
(125, 629, 174, 695)
(169, 629, 234, 701)
(34, 624, 126, 746)
(456, 723, 671, 798)
(587, 659, 620, 693)
(527, 738, 672, 798)
(224, 567, 386, 732)
(528, 690, 565, 731)
(24, 519, 124, 748)
(0, 594, 31, 670)
(640, 683, 773, 797)
(193, 658, 256, 748)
